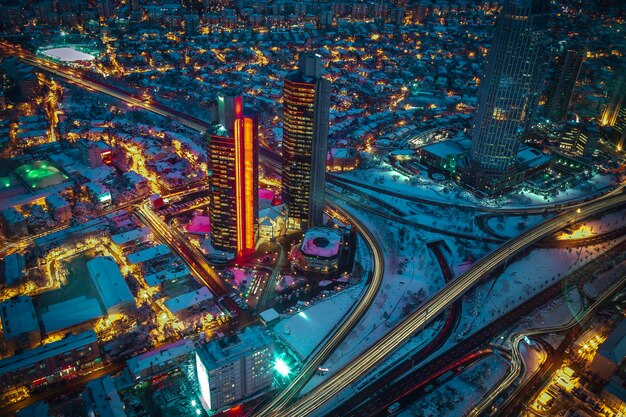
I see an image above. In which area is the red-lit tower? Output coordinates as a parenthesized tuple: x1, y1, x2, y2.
(208, 88, 258, 256)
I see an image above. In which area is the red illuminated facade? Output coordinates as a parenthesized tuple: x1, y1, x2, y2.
(208, 89, 258, 256)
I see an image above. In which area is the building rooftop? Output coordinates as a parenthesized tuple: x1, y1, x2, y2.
(0, 296, 39, 340)
(300, 227, 343, 259)
(598, 319, 626, 365)
(122, 171, 147, 185)
(605, 376, 626, 402)
(420, 137, 471, 158)
(82, 375, 126, 417)
(127, 339, 194, 377)
(1, 207, 25, 224)
(4, 253, 25, 286)
(164, 287, 214, 314)
(197, 326, 272, 371)
(0, 330, 98, 376)
(45, 193, 70, 210)
(87, 257, 134, 311)
(259, 308, 280, 324)
(144, 265, 190, 287)
(16, 401, 50, 417)
(127, 244, 170, 264)
(41, 296, 103, 334)
(111, 227, 151, 246)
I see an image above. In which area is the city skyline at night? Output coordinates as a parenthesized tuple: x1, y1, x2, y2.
(0, 1, 625, 417)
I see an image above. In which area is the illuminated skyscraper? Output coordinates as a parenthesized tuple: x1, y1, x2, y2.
(282, 53, 331, 229)
(208, 88, 258, 256)
(196, 326, 273, 411)
(600, 70, 626, 150)
(468, 0, 550, 193)
(545, 48, 584, 123)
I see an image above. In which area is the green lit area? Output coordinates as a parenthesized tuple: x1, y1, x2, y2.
(14, 160, 69, 190)
(0, 176, 19, 188)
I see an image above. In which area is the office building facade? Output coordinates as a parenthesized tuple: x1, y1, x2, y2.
(208, 89, 258, 255)
(282, 53, 331, 230)
(467, 0, 550, 193)
(544, 48, 584, 123)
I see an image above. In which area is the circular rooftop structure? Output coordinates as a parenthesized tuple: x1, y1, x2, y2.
(300, 227, 342, 259)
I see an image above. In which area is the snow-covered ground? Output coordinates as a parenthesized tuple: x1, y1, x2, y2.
(336, 168, 619, 209)
(271, 233, 374, 361)
(486, 214, 551, 238)
(583, 259, 626, 298)
(397, 355, 509, 417)
(519, 342, 546, 384)
(515, 287, 584, 332)
(449, 238, 626, 345)
(273, 285, 363, 361)
(301, 201, 455, 394)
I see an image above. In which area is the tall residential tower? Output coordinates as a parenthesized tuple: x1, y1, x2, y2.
(282, 53, 331, 230)
(208, 88, 258, 256)
(544, 48, 584, 123)
(467, 0, 550, 193)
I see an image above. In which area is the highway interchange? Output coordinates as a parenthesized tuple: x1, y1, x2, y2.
(4, 42, 626, 417)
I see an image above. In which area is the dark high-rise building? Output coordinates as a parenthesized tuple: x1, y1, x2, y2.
(282, 53, 331, 230)
(559, 121, 600, 158)
(208, 88, 258, 256)
(544, 48, 584, 123)
(467, 0, 550, 193)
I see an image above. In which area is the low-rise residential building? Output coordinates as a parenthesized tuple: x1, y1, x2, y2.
(122, 171, 150, 196)
(603, 376, 626, 415)
(164, 287, 214, 319)
(110, 227, 152, 249)
(78, 139, 113, 168)
(327, 148, 360, 171)
(126, 244, 170, 265)
(81, 375, 127, 417)
(127, 339, 195, 381)
(85, 182, 112, 207)
(3, 253, 25, 287)
(0, 330, 100, 395)
(0, 296, 41, 352)
(1, 208, 28, 238)
(45, 193, 71, 223)
(196, 326, 274, 411)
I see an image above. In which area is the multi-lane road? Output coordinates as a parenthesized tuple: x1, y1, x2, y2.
(470, 270, 626, 417)
(134, 202, 230, 297)
(251, 200, 385, 415)
(267, 192, 626, 417)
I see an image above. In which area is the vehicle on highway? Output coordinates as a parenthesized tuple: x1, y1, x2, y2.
(387, 402, 401, 414)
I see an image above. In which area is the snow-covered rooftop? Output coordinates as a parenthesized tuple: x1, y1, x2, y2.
(300, 227, 342, 259)
(0, 296, 38, 340)
(40, 47, 95, 62)
(164, 287, 213, 314)
(87, 257, 134, 311)
(40, 296, 103, 334)
(127, 244, 170, 264)
(127, 339, 194, 376)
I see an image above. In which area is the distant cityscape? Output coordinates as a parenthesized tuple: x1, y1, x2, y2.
(0, 1, 625, 417)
